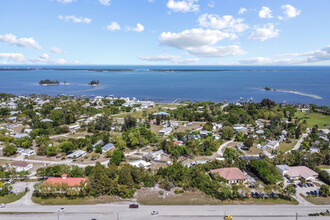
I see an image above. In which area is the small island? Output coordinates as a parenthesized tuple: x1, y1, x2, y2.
(39, 79, 60, 85)
(88, 80, 100, 86)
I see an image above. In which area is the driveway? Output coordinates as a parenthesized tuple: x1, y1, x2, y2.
(217, 140, 234, 156)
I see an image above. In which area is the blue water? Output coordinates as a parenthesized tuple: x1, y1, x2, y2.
(0, 65, 329, 106)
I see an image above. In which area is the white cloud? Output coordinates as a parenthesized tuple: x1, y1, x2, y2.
(30, 53, 80, 64)
(208, 1, 215, 8)
(148, 0, 155, 2)
(139, 54, 199, 64)
(249, 23, 279, 41)
(186, 45, 245, 57)
(159, 28, 244, 57)
(239, 46, 330, 65)
(282, 4, 301, 18)
(0, 33, 42, 50)
(50, 47, 64, 54)
(258, 6, 273, 19)
(106, 22, 121, 31)
(56, 0, 74, 4)
(58, 15, 91, 24)
(132, 23, 144, 32)
(98, 0, 111, 6)
(198, 14, 249, 33)
(167, 0, 199, 13)
(0, 53, 25, 63)
(278, 16, 283, 20)
(238, 8, 247, 15)
(159, 28, 234, 49)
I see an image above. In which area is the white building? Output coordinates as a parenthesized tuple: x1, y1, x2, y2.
(128, 159, 151, 168)
(159, 127, 172, 135)
(67, 150, 86, 159)
(11, 161, 33, 172)
(22, 149, 35, 156)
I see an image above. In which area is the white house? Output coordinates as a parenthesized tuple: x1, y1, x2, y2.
(266, 140, 280, 149)
(22, 149, 35, 156)
(128, 159, 151, 168)
(159, 127, 172, 135)
(11, 161, 33, 172)
(67, 150, 86, 159)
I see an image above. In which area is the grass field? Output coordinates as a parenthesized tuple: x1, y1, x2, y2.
(304, 197, 330, 205)
(277, 140, 298, 153)
(136, 189, 298, 205)
(295, 112, 330, 128)
(0, 192, 27, 204)
(32, 195, 131, 205)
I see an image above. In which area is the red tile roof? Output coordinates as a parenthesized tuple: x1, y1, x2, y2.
(44, 174, 86, 187)
(210, 167, 247, 181)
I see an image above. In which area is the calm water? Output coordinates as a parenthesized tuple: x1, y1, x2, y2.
(0, 65, 329, 106)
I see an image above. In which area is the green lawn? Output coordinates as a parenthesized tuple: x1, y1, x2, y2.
(32, 195, 130, 205)
(304, 196, 330, 205)
(295, 112, 330, 128)
(277, 140, 298, 153)
(0, 192, 27, 204)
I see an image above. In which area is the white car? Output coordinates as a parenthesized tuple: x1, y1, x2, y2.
(151, 210, 159, 215)
(0, 203, 5, 208)
(58, 208, 65, 212)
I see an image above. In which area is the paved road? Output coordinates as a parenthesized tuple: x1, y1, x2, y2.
(217, 140, 234, 156)
(1, 202, 329, 220)
(286, 133, 308, 154)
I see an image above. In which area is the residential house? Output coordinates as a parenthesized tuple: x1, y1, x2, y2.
(128, 159, 151, 168)
(11, 161, 33, 172)
(159, 127, 172, 135)
(67, 150, 86, 159)
(22, 149, 35, 156)
(210, 167, 248, 184)
(102, 143, 115, 152)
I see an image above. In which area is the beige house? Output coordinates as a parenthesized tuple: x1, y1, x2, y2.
(210, 167, 247, 184)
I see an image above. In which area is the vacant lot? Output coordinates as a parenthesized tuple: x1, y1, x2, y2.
(136, 188, 298, 205)
(295, 112, 330, 128)
(277, 140, 298, 153)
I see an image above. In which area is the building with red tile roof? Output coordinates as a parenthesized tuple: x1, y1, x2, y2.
(210, 167, 247, 184)
(44, 174, 87, 187)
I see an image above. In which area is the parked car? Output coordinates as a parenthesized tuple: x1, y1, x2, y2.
(0, 203, 5, 208)
(58, 208, 65, 212)
(224, 215, 233, 219)
(293, 184, 297, 188)
(151, 210, 159, 215)
(129, 204, 139, 208)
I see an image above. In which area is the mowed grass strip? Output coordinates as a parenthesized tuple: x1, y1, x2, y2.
(32, 195, 131, 205)
(295, 112, 330, 129)
(304, 197, 330, 205)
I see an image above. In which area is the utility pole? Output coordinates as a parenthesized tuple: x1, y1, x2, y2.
(296, 211, 298, 220)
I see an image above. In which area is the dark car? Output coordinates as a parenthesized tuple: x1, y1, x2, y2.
(293, 184, 297, 188)
(129, 204, 139, 208)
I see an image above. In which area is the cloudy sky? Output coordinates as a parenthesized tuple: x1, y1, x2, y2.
(0, 0, 329, 65)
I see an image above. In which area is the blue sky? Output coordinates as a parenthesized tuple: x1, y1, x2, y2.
(0, 0, 329, 65)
